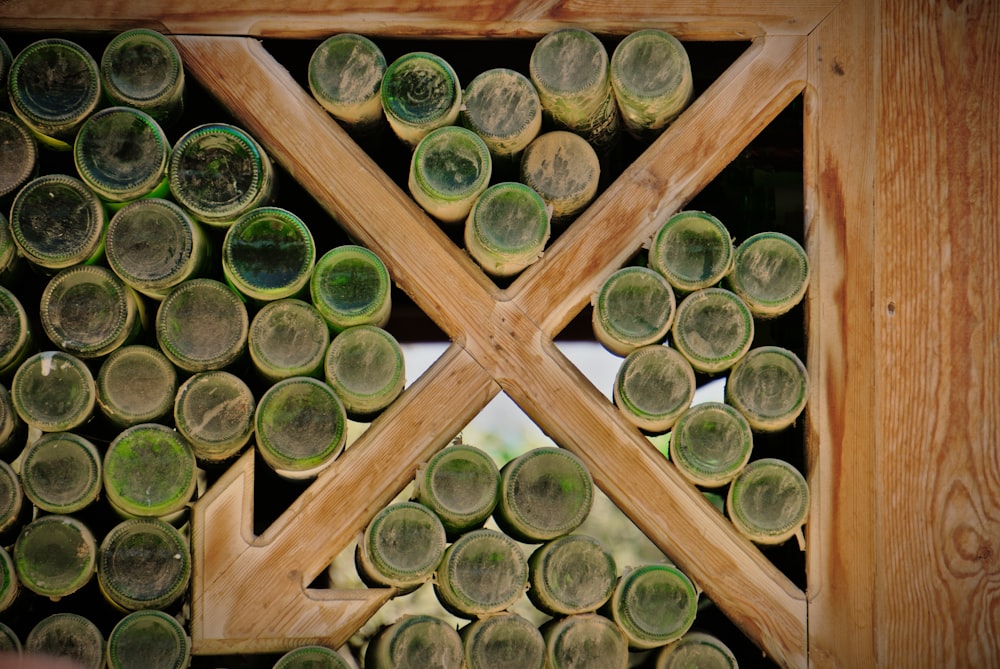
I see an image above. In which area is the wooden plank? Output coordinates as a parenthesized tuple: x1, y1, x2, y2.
(0, 1, 838, 39)
(802, 1, 879, 667)
(874, 1, 1000, 667)
(511, 34, 808, 337)
(191, 344, 501, 654)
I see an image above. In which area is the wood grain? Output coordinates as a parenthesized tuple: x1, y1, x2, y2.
(0, 0, 837, 40)
(875, 1, 1000, 666)
(802, 0, 878, 667)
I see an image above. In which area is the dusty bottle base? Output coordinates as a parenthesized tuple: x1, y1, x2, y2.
(527, 533, 617, 616)
(671, 287, 754, 374)
(460, 612, 545, 669)
(413, 442, 500, 538)
(726, 457, 809, 547)
(669, 401, 754, 488)
(592, 266, 677, 357)
(648, 210, 734, 293)
(494, 447, 594, 543)
(607, 563, 699, 649)
(25, 613, 105, 669)
(106, 609, 192, 669)
(725, 345, 809, 432)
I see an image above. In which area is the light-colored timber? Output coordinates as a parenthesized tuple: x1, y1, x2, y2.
(0, 2, 996, 668)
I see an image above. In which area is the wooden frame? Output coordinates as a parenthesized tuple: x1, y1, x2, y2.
(6, 1, 997, 668)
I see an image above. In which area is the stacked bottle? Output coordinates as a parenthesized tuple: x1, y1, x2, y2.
(592, 204, 811, 554)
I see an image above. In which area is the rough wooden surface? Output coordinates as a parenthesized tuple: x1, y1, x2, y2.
(875, 1, 1000, 667)
(0, 0, 838, 39)
(803, 0, 878, 667)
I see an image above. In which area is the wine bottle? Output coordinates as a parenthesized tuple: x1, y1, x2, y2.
(610, 29, 694, 141)
(726, 231, 810, 318)
(249, 298, 330, 383)
(605, 563, 699, 649)
(0, 111, 38, 203)
(324, 324, 405, 421)
(154, 278, 249, 374)
(529, 28, 621, 154)
(100, 28, 186, 128)
(8, 174, 108, 272)
(519, 130, 600, 225)
(310, 245, 392, 333)
(105, 198, 211, 300)
(308, 33, 387, 140)
(13, 514, 98, 600)
(254, 376, 347, 480)
(96, 344, 179, 428)
(0, 460, 28, 548)
(168, 122, 276, 228)
(274, 644, 353, 669)
(648, 210, 734, 294)
(669, 401, 754, 488)
(726, 457, 809, 548)
(408, 125, 492, 224)
(592, 266, 677, 357)
(24, 613, 105, 669)
(527, 533, 617, 616)
(11, 350, 96, 433)
(73, 106, 171, 210)
(97, 517, 192, 612)
(654, 631, 740, 669)
(19, 431, 102, 514)
(380, 51, 462, 150)
(364, 614, 463, 669)
(0, 621, 19, 656)
(433, 527, 528, 619)
(355, 500, 447, 593)
(459, 67, 542, 166)
(670, 287, 754, 375)
(464, 181, 551, 278)
(459, 612, 545, 669)
(493, 447, 594, 543)
(7, 38, 101, 150)
(613, 344, 696, 434)
(412, 442, 500, 539)
(102, 423, 198, 522)
(173, 370, 255, 465)
(0, 386, 25, 462)
(539, 613, 628, 669)
(105, 609, 192, 669)
(222, 206, 316, 303)
(725, 345, 809, 432)
(0, 286, 33, 380)
(39, 264, 146, 359)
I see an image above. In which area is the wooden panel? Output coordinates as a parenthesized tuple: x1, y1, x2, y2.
(875, 1, 1000, 666)
(803, 0, 878, 667)
(0, 0, 838, 39)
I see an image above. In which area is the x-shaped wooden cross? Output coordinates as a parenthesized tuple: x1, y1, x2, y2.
(181, 33, 809, 667)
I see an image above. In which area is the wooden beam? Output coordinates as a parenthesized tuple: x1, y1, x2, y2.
(874, 1, 1000, 666)
(803, 0, 879, 667)
(0, 1, 838, 39)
